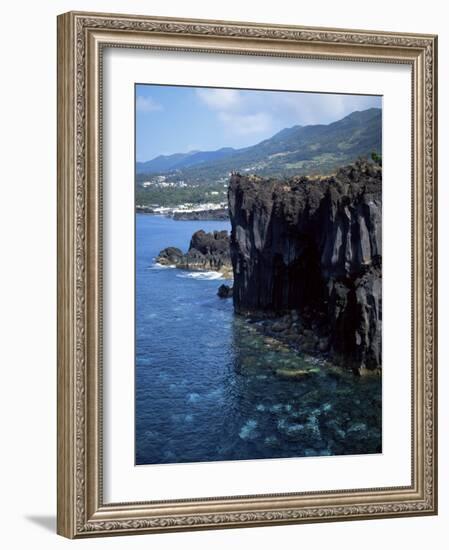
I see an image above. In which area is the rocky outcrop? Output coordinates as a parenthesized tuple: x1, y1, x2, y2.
(157, 229, 232, 278)
(156, 246, 184, 265)
(217, 284, 233, 298)
(228, 160, 382, 371)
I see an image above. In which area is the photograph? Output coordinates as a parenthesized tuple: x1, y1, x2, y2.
(55, 10, 437, 538)
(0, 0, 443, 544)
(135, 84, 383, 466)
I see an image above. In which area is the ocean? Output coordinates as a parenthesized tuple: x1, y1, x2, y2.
(135, 214, 381, 465)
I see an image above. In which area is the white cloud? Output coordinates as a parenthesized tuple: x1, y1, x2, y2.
(265, 93, 340, 126)
(195, 88, 274, 136)
(218, 112, 273, 135)
(272, 92, 380, 126)
(194, 87, 379, 142)
(196, 88, 241, 110)
(136, 95, 163, 113)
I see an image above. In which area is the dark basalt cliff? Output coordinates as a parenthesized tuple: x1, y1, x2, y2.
(157, 229, 232, 277)
(228, 160, 382, 371)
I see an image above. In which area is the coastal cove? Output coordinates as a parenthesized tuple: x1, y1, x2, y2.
(135, 214, 381, 465)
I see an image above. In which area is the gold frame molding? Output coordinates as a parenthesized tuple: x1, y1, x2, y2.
(57, 11, 438, 538)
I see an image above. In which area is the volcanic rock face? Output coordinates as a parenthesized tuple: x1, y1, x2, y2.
(157, 229, 232, 277)
(228, 161, 382, 371)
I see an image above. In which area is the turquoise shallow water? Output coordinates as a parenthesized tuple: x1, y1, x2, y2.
(135, 214, 382, 465)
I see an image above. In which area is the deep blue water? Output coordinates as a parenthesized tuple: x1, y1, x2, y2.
(135, 214, 382, 465)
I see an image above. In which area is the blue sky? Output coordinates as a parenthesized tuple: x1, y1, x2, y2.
(136, 84, 381, 162)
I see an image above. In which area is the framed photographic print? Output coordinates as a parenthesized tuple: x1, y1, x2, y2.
(57, 11, 438, 538)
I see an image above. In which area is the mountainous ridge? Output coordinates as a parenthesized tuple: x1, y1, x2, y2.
(137, 108, 382, 179)
(138, 146, 237, 174)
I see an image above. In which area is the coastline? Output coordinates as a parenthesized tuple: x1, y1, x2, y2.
(136, 203, 229, 221)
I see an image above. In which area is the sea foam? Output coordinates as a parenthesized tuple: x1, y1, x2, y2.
(176, 271, 223, 281)
(149, 262, 177, 270)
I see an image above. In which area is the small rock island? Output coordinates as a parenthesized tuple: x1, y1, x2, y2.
(157, 229, 233, 279)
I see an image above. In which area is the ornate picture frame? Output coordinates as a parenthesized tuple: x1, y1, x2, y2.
(57, 11, 437, 538)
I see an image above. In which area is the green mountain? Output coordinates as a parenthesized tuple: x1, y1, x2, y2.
(137, 147, 236, 174)
(136, 108, 382, 207)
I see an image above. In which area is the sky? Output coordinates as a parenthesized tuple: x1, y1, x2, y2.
(135, 84, 382, 163)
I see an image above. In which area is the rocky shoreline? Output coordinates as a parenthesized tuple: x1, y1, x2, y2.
(154, 159, 382, 374)
(172, 208, 229, 221)
(243, 311, 380, 377)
